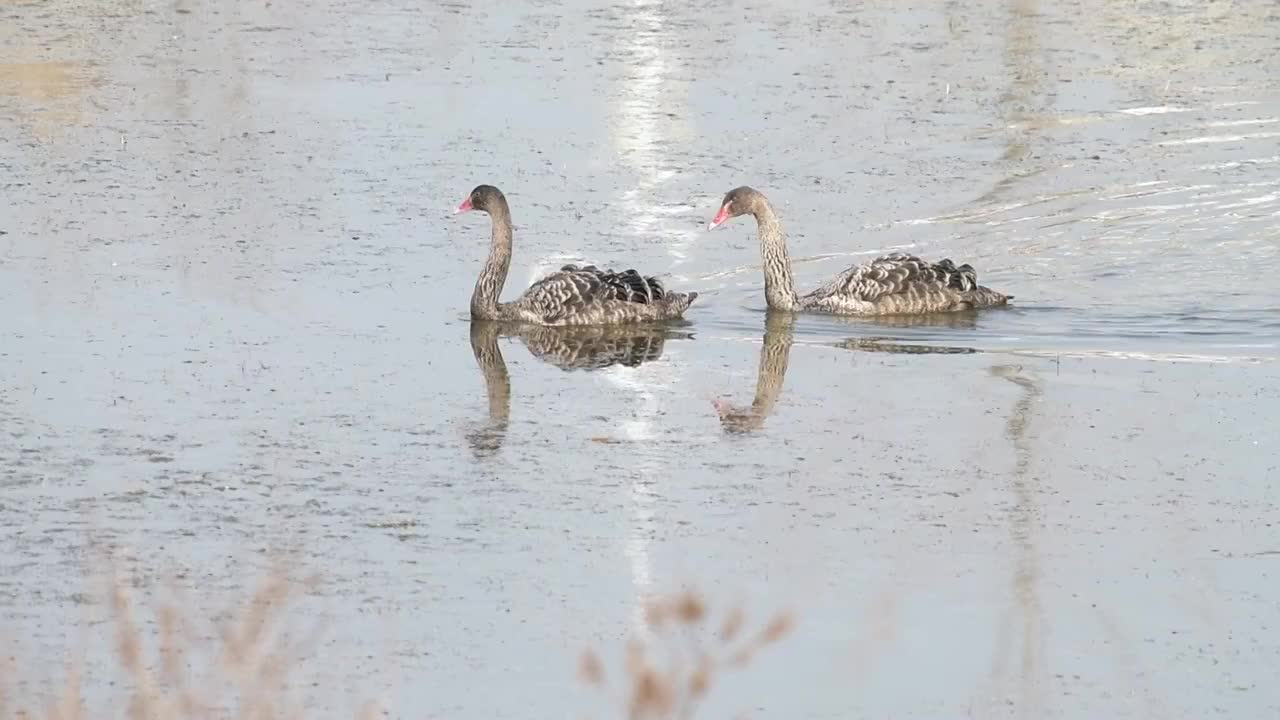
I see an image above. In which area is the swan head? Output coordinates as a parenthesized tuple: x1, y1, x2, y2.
(707, 186, 761, 230)
(454, 184, 507, 216)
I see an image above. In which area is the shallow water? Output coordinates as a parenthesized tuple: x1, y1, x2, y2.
(2, 0, 1279, 717)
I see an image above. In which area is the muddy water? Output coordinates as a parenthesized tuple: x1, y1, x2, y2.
(2, 0, 1279, 717)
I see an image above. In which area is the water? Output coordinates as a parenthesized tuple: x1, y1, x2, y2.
(2, 0, 1279, 717)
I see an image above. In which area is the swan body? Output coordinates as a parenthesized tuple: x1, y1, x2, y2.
(708, 186, 1012, 315)
(495, 263, 691, 326)
(456, 185, 697, 327)
(800, 252, 1010, 314)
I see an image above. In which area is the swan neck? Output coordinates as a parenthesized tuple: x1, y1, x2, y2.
(754, 201, 799, 311)
(471, 205, 513, 318)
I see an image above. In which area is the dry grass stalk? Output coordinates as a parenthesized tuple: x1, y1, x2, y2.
(579, 588, 793, 720)
(1, 556, 369, 720)
(580, 650, 606, 687)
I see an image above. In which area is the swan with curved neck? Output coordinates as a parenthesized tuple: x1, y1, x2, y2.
(707, 186, 1012, 315)
(456, 184, 698, 326)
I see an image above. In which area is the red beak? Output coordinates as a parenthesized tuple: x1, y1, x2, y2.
(707, 204, 731, 230)
(454, 196, 473, 215)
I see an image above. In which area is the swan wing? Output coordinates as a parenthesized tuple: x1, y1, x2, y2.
(818, 252, 980, 301)
(518, 264, 667, 311)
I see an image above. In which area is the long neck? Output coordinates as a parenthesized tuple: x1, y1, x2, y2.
(471, 204, 514, 319)
(753, 200, 799, 311)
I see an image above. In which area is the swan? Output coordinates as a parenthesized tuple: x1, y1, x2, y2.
(454, 185, 698, 326)
(707, 186, 1012, 315)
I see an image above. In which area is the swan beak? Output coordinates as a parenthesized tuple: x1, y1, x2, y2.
(707, 204, 730, 230)
(454, 197, 473, 215)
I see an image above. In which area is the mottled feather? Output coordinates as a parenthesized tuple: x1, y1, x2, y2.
(710, 185, 1011, 316)
(556, 264, 667, 304)
(462, 184, 697, 326)
(801, 253, 1011, 315)
(822, 253, 973, 299)
(506, 264, 693, 326)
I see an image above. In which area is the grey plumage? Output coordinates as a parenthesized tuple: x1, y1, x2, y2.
(709, 186, 1012, 316)
(458, 185, 698, 326)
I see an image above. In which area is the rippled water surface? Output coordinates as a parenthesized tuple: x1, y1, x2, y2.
(3, 0, 1279, 717)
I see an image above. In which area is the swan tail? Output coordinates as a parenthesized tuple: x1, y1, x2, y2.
(973, 286, 1012, 306)
(661, 291, 698, 318)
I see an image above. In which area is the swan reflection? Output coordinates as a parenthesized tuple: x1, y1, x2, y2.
(713, 311, 795, 435)
(830, 311, 980, 355)
(833, 337, 977, 355)
(826, 310, 982, 331)
(713, 311, 983, 434)
(466, 321, 512, 458)
(466, 320, 690, 456)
